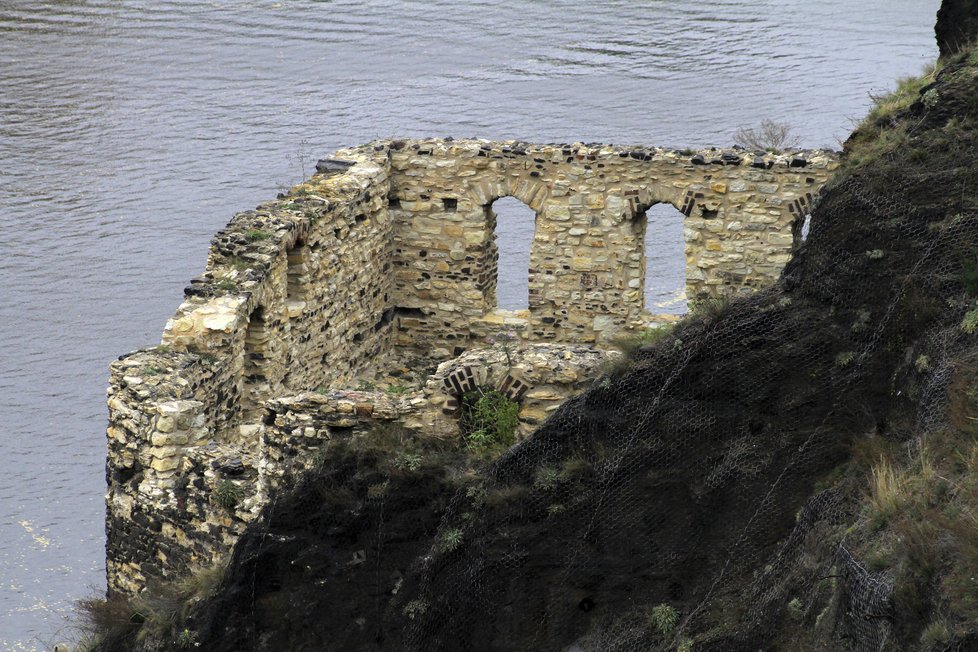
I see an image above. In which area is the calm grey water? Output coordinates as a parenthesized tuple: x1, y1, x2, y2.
(0, 0, 940, 646)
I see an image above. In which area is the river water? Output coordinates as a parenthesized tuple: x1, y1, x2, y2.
(0, 0, 940, 646)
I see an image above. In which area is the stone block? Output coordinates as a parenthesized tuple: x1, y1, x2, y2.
(151, 431, 189, 447)
(150, 456, 182, 473)
(768, 233, 795, 246)
(586, 194, 606, 209)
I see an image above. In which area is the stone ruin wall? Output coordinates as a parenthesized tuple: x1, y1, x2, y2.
(380, 139, 837, 353)
(105, 138, 838, 594)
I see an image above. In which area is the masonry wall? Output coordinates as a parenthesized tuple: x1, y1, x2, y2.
(372, 139, 837, 351)
(105, 152, 396, 592)
(105, 138, 838, 595)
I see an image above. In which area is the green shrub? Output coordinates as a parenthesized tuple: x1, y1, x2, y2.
(465, 485, 488, 508)
(225, 257, 252, 272)
(439, 527, 464, 552)
(851, 309, 871, 333)
(461, 387, 520, 452)
(403, 599, 428, 620)
(546, 503, 566, 516)
(834, 351, 856, 368)
(786, 597, 804, 620)
(245, 229, 271, 241)
(688, 295, 730, 321)
(213, 480, 243, 511)
(649, 603, 679, 635)
(962, 304, 978, 333)
(610, 324, 675, 357)
(393, 451, 423, 471)
(533, 467, 561, 491)
(920, 620, 951, 647)
(176, 628, 199, 649)
(366, 481, 390, 499)
(74, 561, 226, 650)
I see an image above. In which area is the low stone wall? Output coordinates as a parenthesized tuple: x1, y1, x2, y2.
(106, 138, 838, 595)
(258, 390, 425, 498)
(420, 342, 616, 438)
(258, 341, 615, 493)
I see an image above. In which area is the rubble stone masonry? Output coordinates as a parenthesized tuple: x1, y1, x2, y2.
(105, 139, 837, 594)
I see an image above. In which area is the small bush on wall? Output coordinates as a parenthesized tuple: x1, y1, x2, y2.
(460, 387, 520, 454)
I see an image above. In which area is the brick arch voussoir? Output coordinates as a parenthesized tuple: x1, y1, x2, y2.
(468, 175, 550, 213)
(439, 364, 532, 416)
(628, 185, 693, 220)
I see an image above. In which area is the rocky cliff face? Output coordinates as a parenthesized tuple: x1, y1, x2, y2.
(936, 0, 978, 57)
(87, 5, 978, 652)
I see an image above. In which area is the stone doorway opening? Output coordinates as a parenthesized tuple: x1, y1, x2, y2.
(643, 203, 688, 315)
(489, 196, 536, 311)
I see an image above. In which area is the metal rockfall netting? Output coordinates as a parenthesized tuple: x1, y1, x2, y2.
(180, 57, 978, 652)
(386, 142, 978, 650)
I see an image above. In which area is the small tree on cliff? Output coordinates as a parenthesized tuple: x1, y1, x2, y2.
(733, 118, 800, 152)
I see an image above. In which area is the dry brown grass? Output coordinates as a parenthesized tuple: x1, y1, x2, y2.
(74, 560, 227, 651)
(867, 457, 907, 528)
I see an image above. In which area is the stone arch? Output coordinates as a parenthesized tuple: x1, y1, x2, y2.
(620, 187, 693, 318)
(439, 365, 530, 416)
(625, 186, 692, 222)
(640, 202, 689, 315)
(469, 175, 551, 315)
(470, 175, 550, 213)
(486, 197, 537, 311)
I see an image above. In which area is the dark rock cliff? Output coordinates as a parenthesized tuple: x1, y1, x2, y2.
(90, 4, 978, 651)
(936, 0, 978, 57)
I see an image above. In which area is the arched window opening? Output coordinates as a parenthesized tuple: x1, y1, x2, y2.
(490, 196, 536, 311)
(644, 203, 688, 315)
(242, 306, 269, 420)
